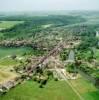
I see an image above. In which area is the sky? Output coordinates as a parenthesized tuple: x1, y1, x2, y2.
(0, 0, 99, 12)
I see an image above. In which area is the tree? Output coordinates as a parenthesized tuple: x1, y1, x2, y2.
(66, 64, 77, 73)
(11, 55, 17, 60)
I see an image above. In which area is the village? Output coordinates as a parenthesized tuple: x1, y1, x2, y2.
(0, 12, 99, 100)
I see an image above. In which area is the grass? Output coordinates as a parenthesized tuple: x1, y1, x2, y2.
(0, 21, 23, 29)
(0, 58, 18, 66)
(0, 47, 33, 58)
(69, 76, 99, 100)
(42, 24, 53, 28)
(0, 80, 80, 100)
(0, 47, 45, 59)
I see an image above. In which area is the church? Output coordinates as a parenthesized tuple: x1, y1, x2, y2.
(96, 31, 99, 37)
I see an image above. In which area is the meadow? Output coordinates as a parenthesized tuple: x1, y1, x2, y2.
(0, 80, 80, 100)
(0, 21, 23, 29)
(69, 76, 99, 100)
(1, 75, 99, 100)
(0, 47, 33, 58)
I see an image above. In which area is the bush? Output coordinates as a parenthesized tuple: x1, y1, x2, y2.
(21, 74, 27, 79)
(11, 55, 17, 59)
(32, 76, 37, 81)
(37, 78, 41, 83)
(66, 64, 76, 73)
(46, 70, 53, 78)
(60, 49, 68, 61)
(39, 84, 43, 88)
(54, 78, 58, 81)
(41, 79, 47, 85)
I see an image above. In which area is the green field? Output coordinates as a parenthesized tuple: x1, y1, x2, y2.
(0, 47, 33, 58)
(0, 57, 18, 67)
(0, 80, 80, 100)
(69, 76, 99, 100)
(0, 21, 23, 29)
(0, 47, 45, 58)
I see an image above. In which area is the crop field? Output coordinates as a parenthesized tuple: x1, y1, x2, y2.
(0, 21, 23, 29)
(0, 80, 80, 100)
(0, 71, 18, 84)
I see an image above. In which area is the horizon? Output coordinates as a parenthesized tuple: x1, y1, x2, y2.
(0, 10, 99, 15)
(0, 0, 99, 12)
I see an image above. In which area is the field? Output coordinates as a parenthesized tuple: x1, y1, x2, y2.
(0, 47, 33, 83)
(0, 47, 33, 68)
(69, 76, 99, 100)
(0, 80, 80, 100)
(0, 47, 33, 58)
(1, 76, 99, 100)
(0, 21, 23, 29)
(0, 71, 17, 84)
(0, 74, 99, 100)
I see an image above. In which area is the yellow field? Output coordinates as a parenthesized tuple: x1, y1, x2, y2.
(0, 70, 18, 84)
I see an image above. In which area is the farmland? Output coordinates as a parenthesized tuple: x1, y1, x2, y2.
(0, 71, 17, 84)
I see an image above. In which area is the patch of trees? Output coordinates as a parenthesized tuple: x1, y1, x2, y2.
(76, 49, 95, 62)
(32, 67, 54, 88)
(79, 64, 95, 75)
(78, 36, 98, 51)
(70, 24, 99, 51)
(60, 49, 68, 61)
(71, 24, 99, 37)
(66, 63, 77, 73)
(78, 63, 99, 87)
(0, 15, 85, 40)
